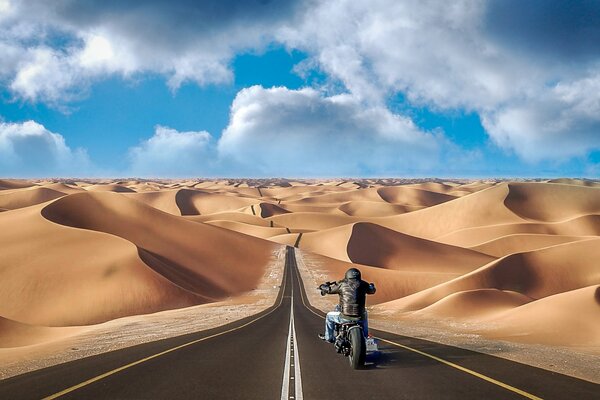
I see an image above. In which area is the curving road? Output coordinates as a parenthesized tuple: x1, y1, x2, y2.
(0, 247, 597, 399)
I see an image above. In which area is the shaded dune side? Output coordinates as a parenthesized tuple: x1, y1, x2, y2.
(376, 186, 456, 206)
(376, 238, 600, 313)
(41, 192, 274, 302)
(258, 203, 290, 218)
(0, 206, 209, 326)
(338, 201, 419, 217)
(299, 222, 494, 274)
(175, 189, 257, 215)
(503, 183, 600, 222)
(124, 190, 182, 215)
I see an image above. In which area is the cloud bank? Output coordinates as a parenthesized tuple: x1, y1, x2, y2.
(0, 120, 91, 176)
(218, 86, 440, 176)
(128, 125, 214, 177)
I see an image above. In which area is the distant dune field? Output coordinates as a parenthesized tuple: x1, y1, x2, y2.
(0, 178, 599, 350)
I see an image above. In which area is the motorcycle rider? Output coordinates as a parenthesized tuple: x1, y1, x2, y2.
(318, 268, 376, 343)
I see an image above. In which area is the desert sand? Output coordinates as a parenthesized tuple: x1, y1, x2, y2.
(1, 178, 599, 379)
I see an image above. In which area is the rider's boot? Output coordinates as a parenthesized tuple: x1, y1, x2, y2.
(318, 333, 333, 343)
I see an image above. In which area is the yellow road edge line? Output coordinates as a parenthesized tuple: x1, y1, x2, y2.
(292, 252, 543, 400)
(43, 252, 290, 400)
(377, 338, 543, 400)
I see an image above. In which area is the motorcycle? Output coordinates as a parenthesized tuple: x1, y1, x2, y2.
(333, 320, 366, 369)
(319, 282, 369, 369)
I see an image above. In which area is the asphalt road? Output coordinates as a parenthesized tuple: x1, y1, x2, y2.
(1, 247, 598, 399)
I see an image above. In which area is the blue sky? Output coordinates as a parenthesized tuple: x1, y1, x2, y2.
(0, 1, 598, 178)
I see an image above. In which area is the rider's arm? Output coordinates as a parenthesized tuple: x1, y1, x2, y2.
(327, 281, 342, 294)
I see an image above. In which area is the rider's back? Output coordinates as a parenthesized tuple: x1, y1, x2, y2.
(329, 278, 375, 318)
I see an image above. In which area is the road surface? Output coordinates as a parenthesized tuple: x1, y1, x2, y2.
(0, 247, 597, 399)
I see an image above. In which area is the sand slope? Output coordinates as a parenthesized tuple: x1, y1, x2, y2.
(0, 191, 274, 327)
(481, 285, 600, 346)
(376, 239, 600, 313)
(0, 187, 66, 210)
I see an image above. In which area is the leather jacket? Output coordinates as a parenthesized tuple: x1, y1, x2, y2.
(324, 278, 376, 318)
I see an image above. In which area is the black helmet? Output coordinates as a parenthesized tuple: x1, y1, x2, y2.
(345, 268, 361, 280)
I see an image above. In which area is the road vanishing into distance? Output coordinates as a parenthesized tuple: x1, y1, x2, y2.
(1, 247, 598, 400)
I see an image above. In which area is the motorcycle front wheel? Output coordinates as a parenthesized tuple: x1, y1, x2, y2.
(348, 327, 366, 369)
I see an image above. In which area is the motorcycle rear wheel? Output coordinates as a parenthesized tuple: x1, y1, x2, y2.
(348, 327, 366, 369)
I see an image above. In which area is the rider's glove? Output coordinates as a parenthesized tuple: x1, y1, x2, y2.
(319, 284, 329, 296)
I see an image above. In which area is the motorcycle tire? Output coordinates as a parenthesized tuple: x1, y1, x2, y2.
(348, 326, 366, 369)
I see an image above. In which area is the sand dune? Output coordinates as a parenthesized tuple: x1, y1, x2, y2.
(174, 189, 257, 215)
(376, 183, 527, 239)
(205, 220, 289, 239)
(375, 238, 600, 313)
(0, 191, 274, 327)
(412, 289, 533, 319)
(0, 179, 36, 190)
(438, 214, 600, 247)
(469, 234, 592, 257)
(503, 183, 600, 222)
(0, 205, 206, 326)
(0, 187, 66, 210)
(85, 184, 137, 193)
(376, 186, 456, 206)
(298, 222, 494, 275)
(481, 285, 600, 346)
(41, 192, 274, 296)
(338, 201, 419, 217)
(256, 202, 290, 217)
(0, 317, 80, 348)
(269, 211, 360, 231)
(548, 178, 600, 187)
(188, 211, 274, 227)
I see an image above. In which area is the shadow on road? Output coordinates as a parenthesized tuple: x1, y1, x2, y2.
(363, 346, 440, 370)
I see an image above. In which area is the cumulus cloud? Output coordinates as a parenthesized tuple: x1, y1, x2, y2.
(128, 125, 214, 177)
(0, 120, 91, 176)
(218, 86, 440, 176)
(482, 74, 600, 162)
(278, 0, 600, 161)
(0, 0, 301, 103)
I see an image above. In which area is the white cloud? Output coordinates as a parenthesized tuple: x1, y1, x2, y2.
(278, 0, 600, 161)
(0, 120, 92, 176)
(128, 125, 214, 177)
(218, 86, 440, 176)
(482, 74, 600, 161)
(0, 0, 300, 103)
